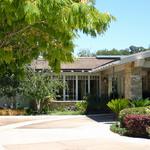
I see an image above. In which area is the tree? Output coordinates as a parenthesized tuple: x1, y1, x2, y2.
(19, 69, 64, 113)
(77, 49, 96, 57)
(96, 46, 148, 56)
(96, 48, 130, 55)
(0, 73, 19, 108)
(0, 0, 114, 76)
(129, 45, 146, 54)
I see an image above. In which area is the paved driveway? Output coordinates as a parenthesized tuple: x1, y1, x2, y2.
(0, 115, 149, 150)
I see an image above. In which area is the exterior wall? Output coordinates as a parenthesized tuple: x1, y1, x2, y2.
(142, 68, 150, 98)
(100, 62, 146, 100)
(100, 72, 108, 98)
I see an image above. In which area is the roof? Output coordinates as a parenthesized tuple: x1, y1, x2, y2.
(96, 55, 124, 59)
(92, 50, 150, 72)
(61, 57, 116, 70)
(30, 57, 117, 71)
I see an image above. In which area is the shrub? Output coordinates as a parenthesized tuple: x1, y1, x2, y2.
(124, 114, 150, 137)
(75, 101, 87, 114)
(48, 101, 77, 112)
(119, 106, 150, 127)
(86, 95, 110, 114)
(146, 127, 150, 137)
(130, 99, 150, 107)
(107, 99, 129, 118)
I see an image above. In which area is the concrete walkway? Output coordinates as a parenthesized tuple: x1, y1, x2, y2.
(0, 115, 149, 150)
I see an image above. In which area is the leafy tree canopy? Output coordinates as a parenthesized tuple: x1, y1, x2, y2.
(0, 0, 114, 77)
(96, 46, 148, 56)
(96, 48, 130, 56)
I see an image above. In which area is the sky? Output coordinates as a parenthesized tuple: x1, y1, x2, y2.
(74, 0, 150, 54)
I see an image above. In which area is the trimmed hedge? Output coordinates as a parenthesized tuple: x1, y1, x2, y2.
(119, 106, 150, 127)
(124, 114, 150, 137)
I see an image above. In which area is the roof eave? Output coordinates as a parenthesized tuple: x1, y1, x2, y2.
(91, 50, 150, 73)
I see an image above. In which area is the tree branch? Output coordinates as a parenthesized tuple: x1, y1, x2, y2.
(0, 21, 47, 48)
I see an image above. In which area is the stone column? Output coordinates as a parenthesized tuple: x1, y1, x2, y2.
(100, 72, 108, 98)
(124, 63, 142, 99)
(108, 76, 112, 96)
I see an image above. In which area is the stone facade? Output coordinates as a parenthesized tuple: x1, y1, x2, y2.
(100, 72, 108, 98)
(124, 63, 142, 99)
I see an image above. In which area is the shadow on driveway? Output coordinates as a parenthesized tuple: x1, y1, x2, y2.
(87, 114, 115, 123)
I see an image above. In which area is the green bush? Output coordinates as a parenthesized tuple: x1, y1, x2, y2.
(119, 106, 150, 127)
(75, 101, 87, 114)
(130, 99, 150, 107)
(107, 99, 129, 118)
(85, 95, 110, 113)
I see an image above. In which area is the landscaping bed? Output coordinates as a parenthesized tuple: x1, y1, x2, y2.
(110, 106, 150, 138)
(0, 109, 26, 115)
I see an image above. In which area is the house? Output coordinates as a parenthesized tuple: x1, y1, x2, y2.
(31, 50, 150, 100)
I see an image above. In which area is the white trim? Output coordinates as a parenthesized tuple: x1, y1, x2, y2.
(63, 75, 66, 101)
(88, 75, 90, 94)
(76, 75, 78, 100)
(99, 73, 101, 96)
(61, 72, 99, 76)
(92, 50, 150, 73)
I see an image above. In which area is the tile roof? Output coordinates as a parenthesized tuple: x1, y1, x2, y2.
(30, 57, 116, 71)
(61, 57, 116, 70)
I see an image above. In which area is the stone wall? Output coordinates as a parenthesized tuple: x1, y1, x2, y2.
(100, 72, 108, 99)
(124, 63, 142, 99)
(48, 101, 77, 111)
(101, 62, 143, 100)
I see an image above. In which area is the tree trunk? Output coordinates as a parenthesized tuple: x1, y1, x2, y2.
(36, 100, 41, 114)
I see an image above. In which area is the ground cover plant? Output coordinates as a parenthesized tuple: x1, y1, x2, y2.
(45, 101, 87, 115)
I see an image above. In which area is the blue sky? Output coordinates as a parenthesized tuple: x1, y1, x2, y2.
(74, 0, 150, 54)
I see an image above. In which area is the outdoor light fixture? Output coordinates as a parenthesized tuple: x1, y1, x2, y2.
(103, 77, 107, 83)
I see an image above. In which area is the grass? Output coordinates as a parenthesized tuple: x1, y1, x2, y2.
(48, 110, 83, 115)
